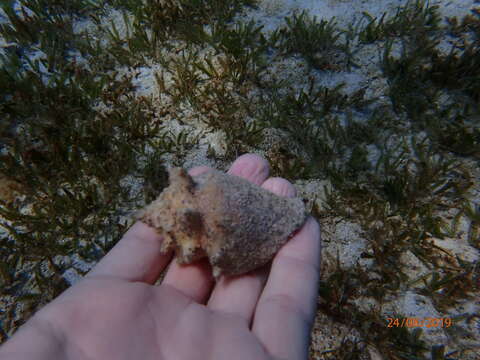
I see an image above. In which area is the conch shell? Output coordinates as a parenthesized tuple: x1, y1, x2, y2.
(137, 167, 307, 278)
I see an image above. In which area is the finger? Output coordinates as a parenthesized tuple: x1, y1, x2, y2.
(161, 166, 216, 303)
(208, 177, 295, 326)
(252, 217, 321, 360)
(227, 153, 270, 186)
(87, 221, 172, 283)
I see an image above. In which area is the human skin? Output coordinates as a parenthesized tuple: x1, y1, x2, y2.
(0, 153, 322, 360)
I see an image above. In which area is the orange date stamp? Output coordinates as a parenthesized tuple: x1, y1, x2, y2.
(387, 317, 453, 328)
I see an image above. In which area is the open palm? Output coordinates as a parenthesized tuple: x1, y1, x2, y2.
(1, 154, 321, 360)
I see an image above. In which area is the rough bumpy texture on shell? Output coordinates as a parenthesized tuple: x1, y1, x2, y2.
(136, 167, 307, 278)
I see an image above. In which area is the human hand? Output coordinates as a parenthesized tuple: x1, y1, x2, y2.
(0, 154, 322, 360)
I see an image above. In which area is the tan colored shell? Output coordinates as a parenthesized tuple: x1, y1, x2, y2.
(136, 167, 307, 278)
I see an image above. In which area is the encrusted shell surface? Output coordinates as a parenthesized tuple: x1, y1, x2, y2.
(137, 167, 307, 278)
